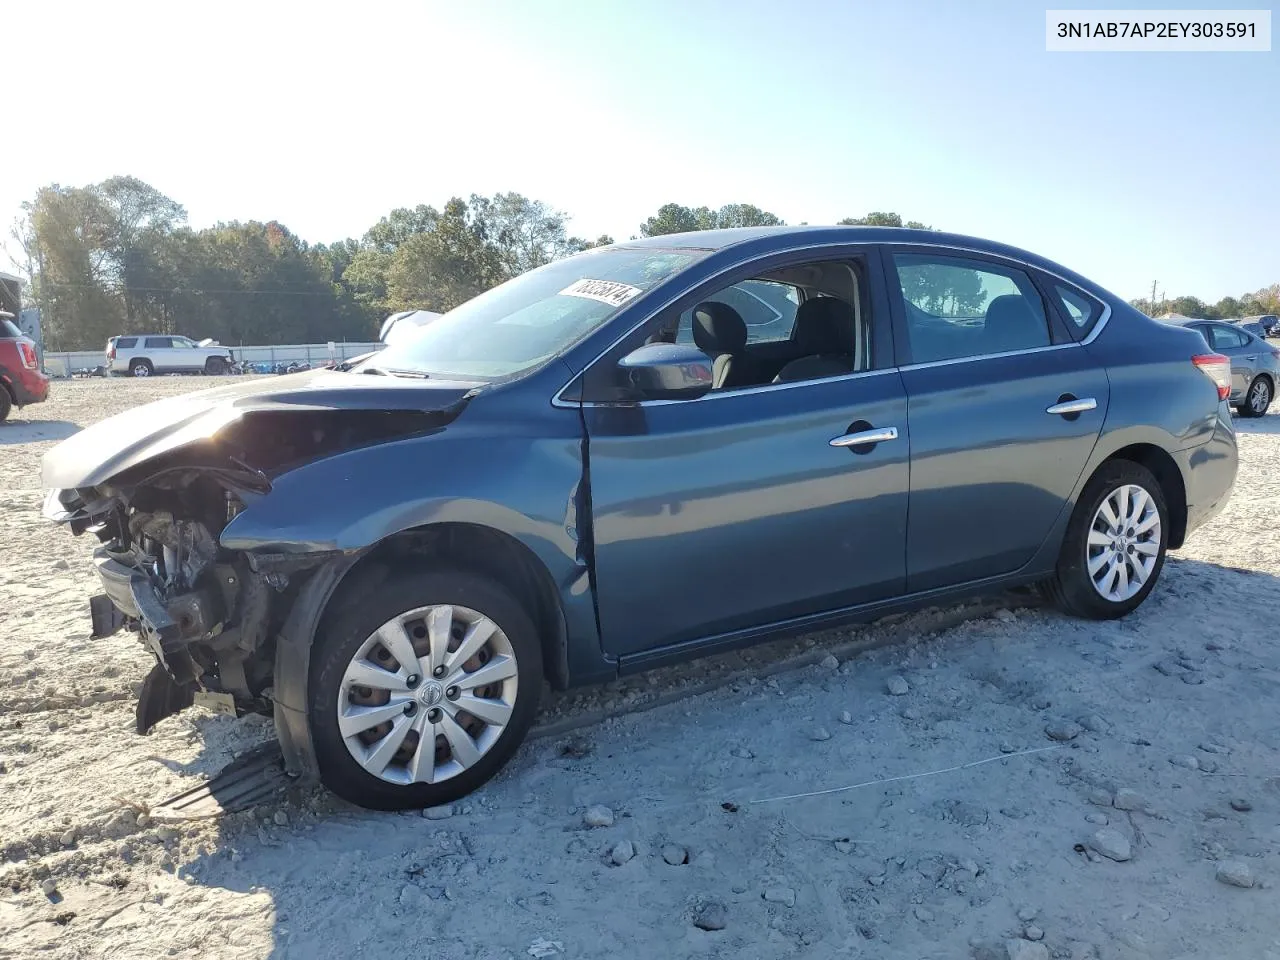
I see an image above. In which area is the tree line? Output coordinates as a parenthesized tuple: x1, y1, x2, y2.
(9, 177, 1274, 350)
(1128, 288, 1280, 321)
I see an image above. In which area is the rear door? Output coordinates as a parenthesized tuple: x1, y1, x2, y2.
(582, 246, 909, 660)
(886, 248, 1110, 592)
(1203, 323, 1255, 399)
(143, 336, 175, 370)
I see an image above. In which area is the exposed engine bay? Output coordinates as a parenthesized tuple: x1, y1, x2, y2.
(43, 404, 461, 736)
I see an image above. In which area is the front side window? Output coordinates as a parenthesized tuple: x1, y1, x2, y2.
(647, 259, 870, 392)
(361, 247, 703, 380)
(892, 254, 1050, 363)
(675, 279, 800, 346)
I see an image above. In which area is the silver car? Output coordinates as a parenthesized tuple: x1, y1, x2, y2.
(1168, 318, 1279, 417)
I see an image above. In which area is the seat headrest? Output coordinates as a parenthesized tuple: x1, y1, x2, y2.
(983, 295, 1044, 352)
(791, 296, 855, 356)
(692, 301, 747, 353)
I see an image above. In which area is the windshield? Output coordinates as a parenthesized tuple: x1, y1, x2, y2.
(360, 247, 703, 379)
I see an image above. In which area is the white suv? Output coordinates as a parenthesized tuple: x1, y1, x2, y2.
(106, 335, 234, 377)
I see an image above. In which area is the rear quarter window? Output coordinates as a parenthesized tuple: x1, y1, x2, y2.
(1053, 284, 1103, 334)
(117, 337, 138, 348)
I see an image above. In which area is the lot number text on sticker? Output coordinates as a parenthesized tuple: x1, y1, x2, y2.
(559, 278, 644, 308)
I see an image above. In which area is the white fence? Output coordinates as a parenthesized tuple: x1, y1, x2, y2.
(42, 341, 385, 377)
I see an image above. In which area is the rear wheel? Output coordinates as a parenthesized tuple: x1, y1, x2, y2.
(1238, 376, 1272, 418)
(129, 359, 153, 378)
(308, 569, 543, 810)
(0, 387, 12, 422)
(1042, 460, 1168, 620)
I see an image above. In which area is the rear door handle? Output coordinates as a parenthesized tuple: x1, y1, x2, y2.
(830, 426, 898, 447)
(1244, 356, 1257, 362)
(1045, 397, 1097, 416)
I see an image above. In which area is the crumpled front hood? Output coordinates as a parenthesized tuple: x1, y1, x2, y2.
(42, 368, 482, 490)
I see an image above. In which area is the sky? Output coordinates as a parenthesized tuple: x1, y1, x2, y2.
(4, 0, 1277, 302)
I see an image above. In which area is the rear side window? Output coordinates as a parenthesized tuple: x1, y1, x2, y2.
(1, 319, 22, 338)
(1054, 284, 1101, 330)
(117, 337, 138, 348)
(892, 254, 1050, 363)
(144, 337, 172, 349)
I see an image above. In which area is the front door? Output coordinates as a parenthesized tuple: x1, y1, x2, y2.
(582, 250, 909, 659)
(886, 249, 1110, 592)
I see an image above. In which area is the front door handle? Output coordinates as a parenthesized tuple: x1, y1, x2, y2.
(1045, 397, 1097, 416)
(1244, 356, 1256, 362)
(830, 426, 899, 448)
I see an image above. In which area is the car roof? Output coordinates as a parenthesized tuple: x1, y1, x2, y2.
(610, 225, 1103, 294)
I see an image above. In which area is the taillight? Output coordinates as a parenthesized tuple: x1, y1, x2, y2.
(17, 341, 38, 370)
(107, 342, 116, 360)
(1192, 353, 1231, 400)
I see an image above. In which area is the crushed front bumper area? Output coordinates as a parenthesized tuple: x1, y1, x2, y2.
(91, 545, 222, 687)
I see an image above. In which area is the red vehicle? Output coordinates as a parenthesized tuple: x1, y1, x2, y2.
(0, 315, 49, 421)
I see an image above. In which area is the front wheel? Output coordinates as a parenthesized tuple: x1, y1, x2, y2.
(1041, 461, 1168, 620)
(1237, 376, 1272, 418)
(204, 357, 228, 376)
(308, 569, 543, 810)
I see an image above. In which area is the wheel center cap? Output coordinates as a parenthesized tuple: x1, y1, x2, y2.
(419, 681, 445, 707)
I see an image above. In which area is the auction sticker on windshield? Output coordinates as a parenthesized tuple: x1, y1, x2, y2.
(558, 279, 644, 307)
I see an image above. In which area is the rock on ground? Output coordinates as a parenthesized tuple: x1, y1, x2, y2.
(886, 675, 910, 696)
(1088, 828, 1132, 862)
(1006, 939, 1050, 960)
(762, 886, 796, 907)
(1216, 861, 1255, 888)
(609, 840, 636, 865)
(693, 901, 727, 931)
(1112, 788, 1144, 811)
(583, 804, 614, 827)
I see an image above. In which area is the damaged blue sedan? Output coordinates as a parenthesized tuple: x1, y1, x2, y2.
(42, 226, 1238, 809)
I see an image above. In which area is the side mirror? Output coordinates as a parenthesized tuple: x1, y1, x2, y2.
(617, 343, 713, 400)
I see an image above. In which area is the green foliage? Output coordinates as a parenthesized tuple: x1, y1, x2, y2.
(20, 181, 1274, 352)
(1131, 286, 1279, 320)
(638, 202, 783, 237)
(14, 181, 599, 349)
(838, 212, 931, 229)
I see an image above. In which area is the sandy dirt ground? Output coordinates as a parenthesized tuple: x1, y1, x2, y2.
(2, 378, 1280, 960)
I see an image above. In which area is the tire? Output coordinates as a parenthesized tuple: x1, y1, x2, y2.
(129, 359, 153, 378)
(0, 386, 11, 423)
(1238, 376, 1272, 418)
(204, 357, 227, 376)
(308, 568, 543, 810)
(1041, 460, 1169, 620)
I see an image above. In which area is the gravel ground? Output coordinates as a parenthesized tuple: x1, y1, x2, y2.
(2, 378, 1280, 960)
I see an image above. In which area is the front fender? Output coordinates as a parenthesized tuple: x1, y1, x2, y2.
(219, 430, 584, 576)
(221, 426, 609, 689)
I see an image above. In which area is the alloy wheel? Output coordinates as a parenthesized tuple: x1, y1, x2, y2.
(1250, 378, 1270, 414)
(337, 604, 519, 786)
(1086, 484, 1162, 603)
